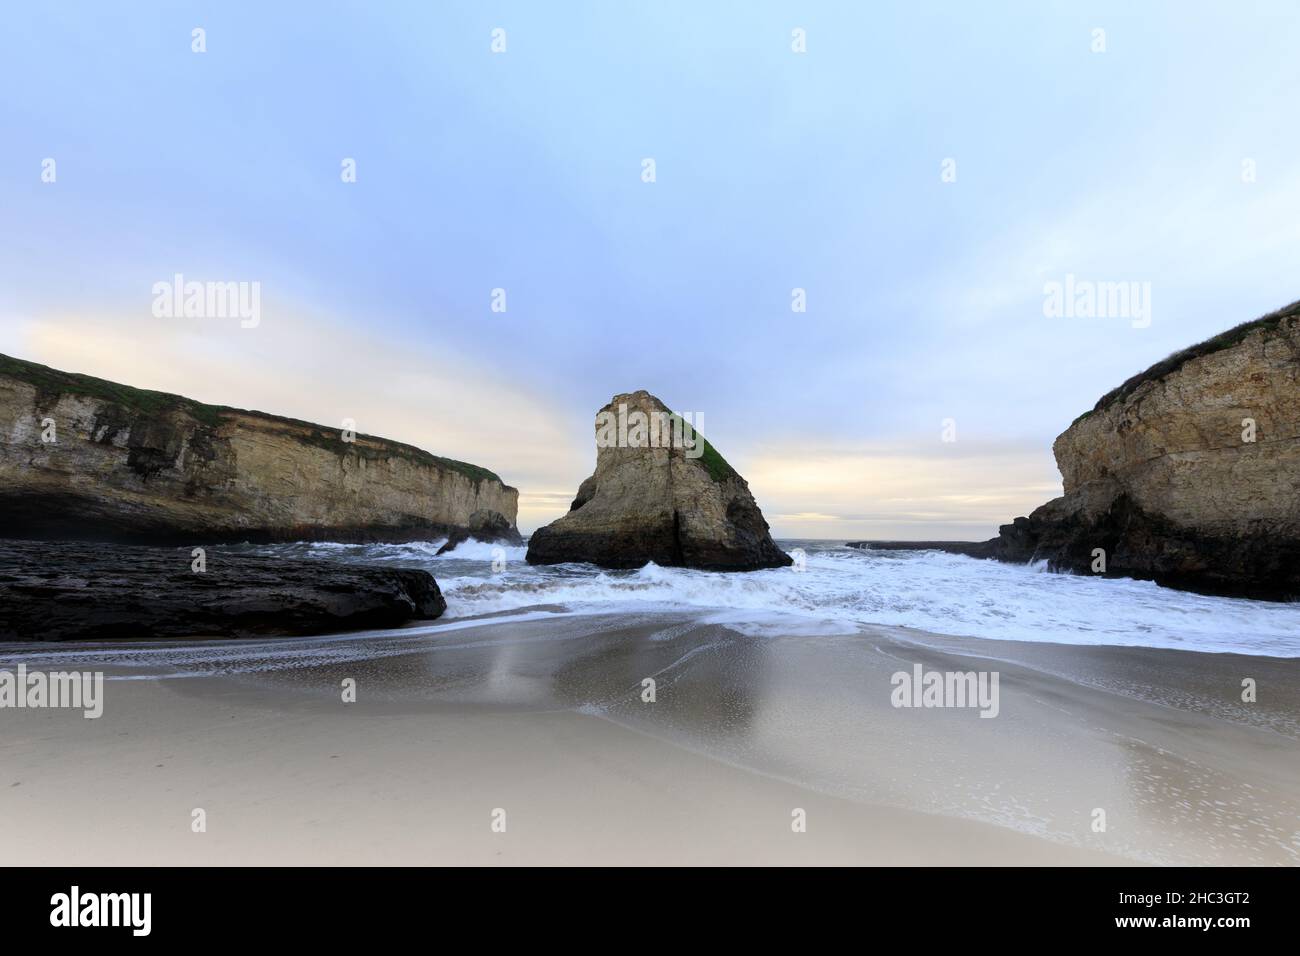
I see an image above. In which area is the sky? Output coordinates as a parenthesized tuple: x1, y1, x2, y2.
(2, 1, 1298, 537)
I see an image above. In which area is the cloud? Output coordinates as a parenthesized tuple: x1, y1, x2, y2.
(2, 310, 1070, 541)
(744, 439, 1062, 541)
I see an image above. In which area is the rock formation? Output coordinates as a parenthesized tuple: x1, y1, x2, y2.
(0, 539, 446, 641)
(526, 390, 790, 571)
(857, 300, 1300, 600)
(0, 353, 521, 547)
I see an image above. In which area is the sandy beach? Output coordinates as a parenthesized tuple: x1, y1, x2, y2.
(2, 610, 1296, 866)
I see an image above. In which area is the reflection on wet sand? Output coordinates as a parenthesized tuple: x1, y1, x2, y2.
(2, 610, 1297, 864)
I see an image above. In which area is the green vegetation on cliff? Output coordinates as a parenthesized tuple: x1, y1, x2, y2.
(1, 352, 228, 427)
(667, 411, 738, 483)
(1072, 298, 1300, 427)
(0, 352, 506, 486)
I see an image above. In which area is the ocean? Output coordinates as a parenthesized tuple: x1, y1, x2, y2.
(231, 537, 1300, 658)
(5, 537, 1298, 865)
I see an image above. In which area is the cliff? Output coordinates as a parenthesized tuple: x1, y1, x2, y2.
(984, 299, 1300, 599)
(0, 353, 521, 546)
(527, 390, 790, 571)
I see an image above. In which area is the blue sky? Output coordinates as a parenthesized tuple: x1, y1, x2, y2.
(3, 2, 1298, 535)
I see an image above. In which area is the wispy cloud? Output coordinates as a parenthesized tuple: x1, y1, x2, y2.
(744, 440, 1061, 540)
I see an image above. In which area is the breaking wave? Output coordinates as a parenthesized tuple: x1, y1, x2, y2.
(230, 539, 1300, 657)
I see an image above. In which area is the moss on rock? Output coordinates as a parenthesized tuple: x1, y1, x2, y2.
(0, 352, 504, 486)
(1089, 298, 1300, 416)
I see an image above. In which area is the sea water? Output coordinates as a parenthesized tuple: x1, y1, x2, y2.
(229, 538, 1300, 658)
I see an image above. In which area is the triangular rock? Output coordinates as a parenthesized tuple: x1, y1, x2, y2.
(526, 390, 791, 571)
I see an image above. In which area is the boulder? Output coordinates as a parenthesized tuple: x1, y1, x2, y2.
(436, 510, 522, 554)
(0, 539, 447, 641)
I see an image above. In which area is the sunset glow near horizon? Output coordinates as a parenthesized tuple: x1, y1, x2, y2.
(4, 2, 1299, 537)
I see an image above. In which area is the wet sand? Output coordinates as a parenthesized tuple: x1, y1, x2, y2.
(1, 611, 1297, 865)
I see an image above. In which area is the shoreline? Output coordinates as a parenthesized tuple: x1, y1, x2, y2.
(2, 610, 1296, 865)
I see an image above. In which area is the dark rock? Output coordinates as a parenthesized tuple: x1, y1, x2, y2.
(435, 510, 523, 554)
(852, 501, 1300, 601)
(0, 539, 447, 642)
(435, 531, 471, 555)
(466, 509, 523, 545)
(981, 494, 1300, 601)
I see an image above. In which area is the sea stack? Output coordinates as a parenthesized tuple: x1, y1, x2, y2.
(984, 299, 1300, 600)
(526, 390, 790, 571)
(0, 353, 521, 546)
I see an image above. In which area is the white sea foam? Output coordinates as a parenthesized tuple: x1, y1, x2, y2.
(431, 544, 1300, 657)
(251, 539, 530, 564)
(433, 539, 530, 562)
(213, 540, 1300, 657)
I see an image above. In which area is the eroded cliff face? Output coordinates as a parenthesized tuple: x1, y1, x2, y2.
(989, 303, 1300, 599)
(526, 390, 790, 571)
(0, 354, 520, 545)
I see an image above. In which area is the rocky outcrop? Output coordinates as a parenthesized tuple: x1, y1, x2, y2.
(435, 510, 517, 555)
(981, 300, 1300, 600)
(0, 354, 520, 546)
(527, 390, 790, 571)
(0, 539, 446, 641)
